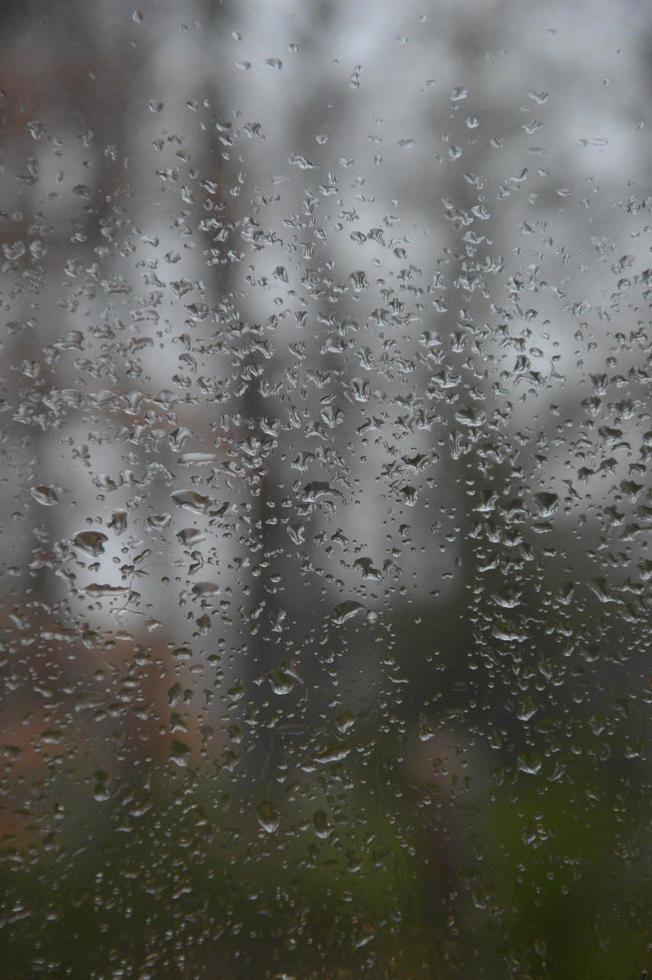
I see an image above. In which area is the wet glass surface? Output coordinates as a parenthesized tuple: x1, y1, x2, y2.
(1, 2, 652, 977)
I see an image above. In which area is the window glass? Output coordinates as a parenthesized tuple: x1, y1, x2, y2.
(1, 2, 651, 977)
